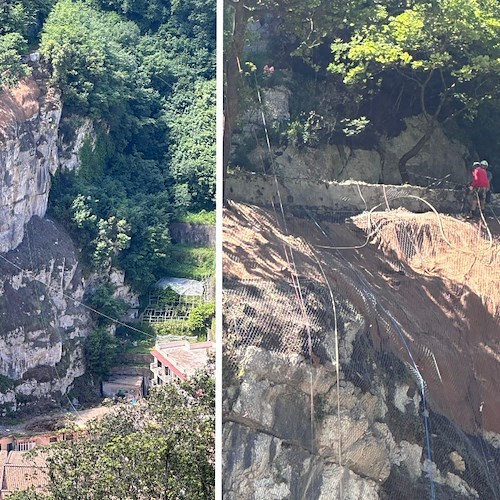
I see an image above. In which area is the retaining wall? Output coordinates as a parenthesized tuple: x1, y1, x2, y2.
(225, 172, 465, 215)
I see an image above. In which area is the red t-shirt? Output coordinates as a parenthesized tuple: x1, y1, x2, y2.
(471, 167, 489, 188)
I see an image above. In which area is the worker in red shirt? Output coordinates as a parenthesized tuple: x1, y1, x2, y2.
(469, 161, 490, 215)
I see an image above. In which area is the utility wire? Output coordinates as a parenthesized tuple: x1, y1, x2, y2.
(0, 251, 154, 338)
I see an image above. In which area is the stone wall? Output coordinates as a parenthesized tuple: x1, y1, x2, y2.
(169, 223, 216, 246)
(225, 171, 464, 215)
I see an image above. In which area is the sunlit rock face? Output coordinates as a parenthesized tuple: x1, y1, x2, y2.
(0, 78, 63, 254)
(0, 77, 96, 415)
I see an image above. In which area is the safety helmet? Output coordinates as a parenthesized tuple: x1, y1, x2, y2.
(473, 161, 481, 166)
(480, 160, 489, 167)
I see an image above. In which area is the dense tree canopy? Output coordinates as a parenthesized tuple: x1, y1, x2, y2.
(169, 79, 217, 211)
(41, 0, 141, 116)
(0, 32, 29, 87)
(9, 366, 215, 499)
(0, 0, 54, 43)
(36, 0, 216, 292)
(225, 0, 500, 185)
(329, 0, 500, 180)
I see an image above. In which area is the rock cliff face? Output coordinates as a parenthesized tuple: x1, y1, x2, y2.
(0, 77, 94, 254)
(0, 78, 62, 254)
(0, 216, 91, 416)
(0, 77, 95, 414)
(224, 347, 483, 499)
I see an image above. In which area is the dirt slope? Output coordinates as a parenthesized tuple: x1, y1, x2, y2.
(224, 201, 500, 435)
(0, 78, 40, 136)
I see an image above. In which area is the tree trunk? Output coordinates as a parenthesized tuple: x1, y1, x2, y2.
(223, 2, 250, 201)
(397, 121, 436, 184)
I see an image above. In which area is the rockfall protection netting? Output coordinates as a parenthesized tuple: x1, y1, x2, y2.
(223, 197, 500, 499)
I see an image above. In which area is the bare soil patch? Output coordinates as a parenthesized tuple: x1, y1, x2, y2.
(0, 78, 40, 136)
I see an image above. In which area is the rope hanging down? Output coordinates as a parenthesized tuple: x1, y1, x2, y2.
(252, 74, 344, 495)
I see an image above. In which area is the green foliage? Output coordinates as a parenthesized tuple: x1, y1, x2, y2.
(0, 0, 55, 44)
(179, 210, 216, 225)
(286, 111, 327, 148)
(324, 0, 500, 179)
(6, 488, 46, 500)
(187, 302, 215, 338)
(152, 320, 192, 337)
(116, 322, 154, 341)
(69, 194, 131, 269)
(119, 337, 155, 355)
(341, 116, 370, 137)
(43, 0, 216, 293)
(0, 374, 17, 392)
(329, 0, 500, 119)
(85, 328, 118, 377)
(0, 32, 30, 87)
(155, 286, 181, 306)
(40, 0, 141, 116)
(164, 245, 215, 280)
(86, 285, 127, 326)
(33, 368, 214, 499)
(169, 79, 216, 211)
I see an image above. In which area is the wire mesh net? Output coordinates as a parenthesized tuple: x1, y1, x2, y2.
(223, 193, 500, 499)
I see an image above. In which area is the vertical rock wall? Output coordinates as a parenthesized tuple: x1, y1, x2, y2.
(0, 77, 63, 254)
(0, 217, 92, 415)
(0, 77, 95, 414)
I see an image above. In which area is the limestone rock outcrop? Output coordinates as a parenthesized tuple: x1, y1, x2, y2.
(223, 209, 500, 499)
(0, 77, 96, 414)
(0, 216, 91, 416)
(0, 78, 62, 253)
(0, 77, 94, 254)
(234, 85, 471, 187)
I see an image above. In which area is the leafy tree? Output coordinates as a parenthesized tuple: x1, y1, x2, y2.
(69, 194, 131, 269)
(0, 0, 55, 44)
(86, 285, 127, 326)
(92, 216, 131, 268)
(169, 79, 216, 211)
(187, 302, 215, 338)
(26, 367, 215, 499)
(85, 328, 118, 377)
(40, 0, 141, 116)
(7, 488, 46, 500)
(329, 0, 500, 182)
(0, 32, 29, 87)
(43, 0, 215, 294)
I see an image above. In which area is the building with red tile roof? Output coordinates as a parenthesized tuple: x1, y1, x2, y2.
(0, 450, 49, 499)
(150, 340, 214, 385)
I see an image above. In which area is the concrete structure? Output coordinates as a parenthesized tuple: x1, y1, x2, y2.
(150, 341, 214, 386)
(225, 171, 465, 216)
(101, 374, 145, 402)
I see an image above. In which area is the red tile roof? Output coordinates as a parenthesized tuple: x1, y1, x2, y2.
(1, 451, 49, 497)
(151, 341, 214, 379)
